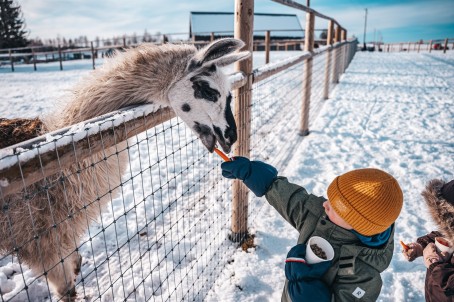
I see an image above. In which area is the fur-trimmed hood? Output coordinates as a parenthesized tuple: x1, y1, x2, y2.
(422, 179, 454, 244)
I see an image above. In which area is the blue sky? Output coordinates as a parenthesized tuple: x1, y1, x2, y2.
(20, 0, 454, 43)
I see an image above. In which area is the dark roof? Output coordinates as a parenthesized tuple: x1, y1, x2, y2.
(190, 12, 304, 38)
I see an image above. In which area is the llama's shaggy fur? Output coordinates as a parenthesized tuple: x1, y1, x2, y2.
(0, 38, 249, 300)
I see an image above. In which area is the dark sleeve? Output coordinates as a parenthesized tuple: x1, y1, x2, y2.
(427, 259, 454, 297)
(417, 231, 443, 248)
(265, 177, 320, 230)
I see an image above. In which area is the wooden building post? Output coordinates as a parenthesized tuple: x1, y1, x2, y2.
(265, 30, 271, 64)
(231, 0, 254, 243)
(299, 11, 314, 136)
(323, 20, 334, 100)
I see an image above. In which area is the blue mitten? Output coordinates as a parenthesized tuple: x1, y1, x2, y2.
(285, 243, 332, 302)
(221, 156, 278, 197)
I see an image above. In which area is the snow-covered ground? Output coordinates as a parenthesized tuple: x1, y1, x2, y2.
(1, 50, 454, 301)
(207, 51, 454, 301)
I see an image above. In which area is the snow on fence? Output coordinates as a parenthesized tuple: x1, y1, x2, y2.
(0, 1, 356, 301)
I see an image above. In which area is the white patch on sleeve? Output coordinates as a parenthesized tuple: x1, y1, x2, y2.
(352, 287, 366, 298)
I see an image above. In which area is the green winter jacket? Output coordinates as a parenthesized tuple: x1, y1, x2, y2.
(265, 177, 395, 302)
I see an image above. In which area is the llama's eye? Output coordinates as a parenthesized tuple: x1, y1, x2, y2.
(192, 80, 220, 102)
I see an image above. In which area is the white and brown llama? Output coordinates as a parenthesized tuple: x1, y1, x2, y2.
(0, 38, 250, 300)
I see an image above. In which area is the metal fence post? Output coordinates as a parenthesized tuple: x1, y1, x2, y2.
(231, 0, 254, 243)
(299, 11, 314, 136)
(323, 20, 334, 100)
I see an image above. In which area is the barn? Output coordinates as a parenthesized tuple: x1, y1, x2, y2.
(189, 11, 304, 42)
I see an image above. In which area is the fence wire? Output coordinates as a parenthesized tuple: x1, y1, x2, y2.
(0, 43, 356, 302)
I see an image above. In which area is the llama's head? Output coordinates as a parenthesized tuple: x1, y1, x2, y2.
(168, 38, 250, 153)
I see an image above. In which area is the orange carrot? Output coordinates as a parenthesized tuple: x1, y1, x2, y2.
(214, 147, 231, 162)
(400, 240, 410, 251)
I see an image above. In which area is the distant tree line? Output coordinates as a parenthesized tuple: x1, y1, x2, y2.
(29, 30, 161, 49)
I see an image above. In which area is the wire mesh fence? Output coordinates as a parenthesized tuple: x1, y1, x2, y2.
(0, 41, 356, 301)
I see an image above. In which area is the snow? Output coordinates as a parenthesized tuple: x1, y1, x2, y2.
(1, 49, 454, 301)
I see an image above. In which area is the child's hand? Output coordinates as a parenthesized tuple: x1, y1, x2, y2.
(221, 157, 278, 197)
(285, 243, 332, 302)
(423, 243, 442, 268)
(402, 242, 423, 262)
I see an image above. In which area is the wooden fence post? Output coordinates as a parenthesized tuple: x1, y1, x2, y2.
(231, 0, 254, 243)
(91, 41, 96, 70)
(265, 30, 270, 64)
(341, 29, 347, 72)
(323, 20, 334, 100)
(429, 40, 433, 53)
(58, 45, 63, 70)
(299, 11, 314, 136)
(9, 49, 14, 72)
(32, 48, 37, 71)
(443, 38, 448, 54)
(210, 32, 215, 42)
(332, 25, 341, 84)
(417, 42, 421, 53)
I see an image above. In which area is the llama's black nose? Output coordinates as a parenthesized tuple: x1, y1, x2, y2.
(224, 126, 237, 146)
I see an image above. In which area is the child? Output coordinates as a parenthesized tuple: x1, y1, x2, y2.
(221, 157, 403, 301)
(402, 179, 454, 301)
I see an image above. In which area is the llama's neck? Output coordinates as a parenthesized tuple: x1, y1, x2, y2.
(49, 44, 196, 130)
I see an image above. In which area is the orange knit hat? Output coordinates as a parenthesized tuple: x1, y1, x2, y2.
(327, 168, 403, 236)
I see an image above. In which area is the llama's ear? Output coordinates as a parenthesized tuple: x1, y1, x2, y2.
(209, 51, 251, 67)
(188, 38, 246, 71)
